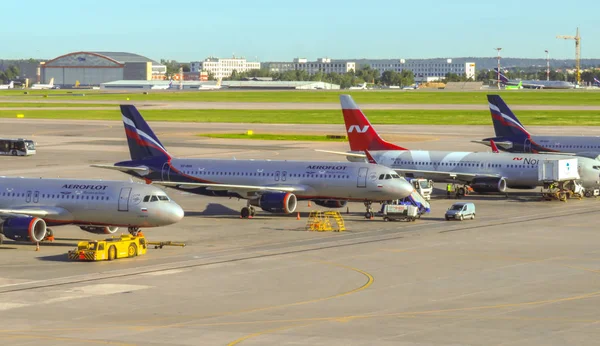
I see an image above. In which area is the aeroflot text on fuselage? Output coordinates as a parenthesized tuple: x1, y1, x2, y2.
(61, 184, 108, 190)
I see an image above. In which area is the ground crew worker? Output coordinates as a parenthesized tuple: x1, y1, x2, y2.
(446, 183, 453, 198)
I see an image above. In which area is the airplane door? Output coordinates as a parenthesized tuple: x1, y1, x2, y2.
(524, 138, 532, 153)
(161, 162, 171, 181)
(26, 190, 32, 203)
(357, 167, 368, 188)
(33, 191, 39, 203)
(274, 171, 280, 181)
(281, 171, 287, 181)
(118, 187, 132, 212)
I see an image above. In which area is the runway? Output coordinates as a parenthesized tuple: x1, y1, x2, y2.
(1, 120, 600, 345)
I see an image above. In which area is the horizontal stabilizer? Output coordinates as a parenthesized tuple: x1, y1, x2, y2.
(90, 164, 149, 173)
(314, 149, 367, 158)
(471, 140, 513, 149)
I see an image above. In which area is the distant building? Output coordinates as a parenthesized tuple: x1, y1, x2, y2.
(99, 80, 338, 90)
(262, 57, 476, 82)
(41, 51, 166, 87)
(190, 56, 260, 79)
(263, 58, 356, 75)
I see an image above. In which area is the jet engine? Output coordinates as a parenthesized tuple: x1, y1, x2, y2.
(79, 226, 119, 235)
(249, 192, 297, 214)
(470, 177, 507, 193)
(312, 200, 348, 208)
(0, 216, 47, 242)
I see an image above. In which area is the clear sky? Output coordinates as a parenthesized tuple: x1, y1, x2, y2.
(2, 0, 598, 62)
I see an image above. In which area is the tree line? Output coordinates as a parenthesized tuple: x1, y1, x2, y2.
(0, 65, 20, 84)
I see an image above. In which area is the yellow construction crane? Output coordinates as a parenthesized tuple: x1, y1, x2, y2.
(556, 27, 581, 85)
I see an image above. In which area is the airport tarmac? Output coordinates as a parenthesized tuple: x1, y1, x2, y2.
(2, 120, 600, 345)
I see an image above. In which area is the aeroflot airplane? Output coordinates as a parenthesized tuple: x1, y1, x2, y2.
(317, 95, 600, 196)
(92, 105, 414, 219)
(474, 95, 600, 160)
(0, 177, 184, 245)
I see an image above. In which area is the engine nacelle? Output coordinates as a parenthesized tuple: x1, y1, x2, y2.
(0, 216, 47, 242)
(250, 192, 297, 214)
(470, 177, 507, 193)
(79, 226, 119, 235)
(312, 200, 348, 208)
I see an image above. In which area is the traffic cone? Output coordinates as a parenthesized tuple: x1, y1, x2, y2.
(35, 242, 39, 251)
(297, 212, 301, 220)
(308, 201, 311, 207)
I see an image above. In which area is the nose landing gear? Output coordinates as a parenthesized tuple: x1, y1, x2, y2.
(364, 201, 374, 219)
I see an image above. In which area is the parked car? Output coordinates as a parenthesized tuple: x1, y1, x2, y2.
(445, 202, 475, 221)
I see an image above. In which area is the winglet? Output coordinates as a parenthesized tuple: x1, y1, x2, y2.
(490, 140, 499, 153)
(364, 150, 377, 164)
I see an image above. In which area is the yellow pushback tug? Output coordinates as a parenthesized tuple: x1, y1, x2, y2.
(68, 234, 148, 261)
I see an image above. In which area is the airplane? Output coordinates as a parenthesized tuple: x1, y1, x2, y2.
(473, 94, 600, 160)
(315, 95, 600, 197)
(31, 78, 55, 90)
(0, 81, 14, 90)
(0, 177, 184, 245)
(593, 77, 600, 87)
(91, 105, 415, 219)
(504, 80, 522, 90)
(198, 78, 223, 90)
(349, 82, 367, 90)
(494, 68, 574, 89)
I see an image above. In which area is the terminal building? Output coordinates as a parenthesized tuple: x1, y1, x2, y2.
(40, 51, 166, 87)
(190, 56, 260, 79)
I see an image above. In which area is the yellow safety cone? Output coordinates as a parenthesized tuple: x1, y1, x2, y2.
(35, 242, 39, 251)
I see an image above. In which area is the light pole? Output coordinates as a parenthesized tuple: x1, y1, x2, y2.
(545, 50, 550, 81)
(495, 48, 502, 89)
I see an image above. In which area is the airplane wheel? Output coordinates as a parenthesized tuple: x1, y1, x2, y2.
(365, 212, 373, 219)
(458, 187, 466, 196)
(128, 243, 138, 258)
(241, 207, 250, 219)
(108, 246, 117, 261)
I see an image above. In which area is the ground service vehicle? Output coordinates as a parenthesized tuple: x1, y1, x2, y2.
(68, 234, 148, 261)
(0, 138, 36, 156)
(407, 178, 433, 201)
(445, 202, 476, 221)
(382, 204, 418, 222)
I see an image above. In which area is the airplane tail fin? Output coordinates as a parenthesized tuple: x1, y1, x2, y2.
(216, 77, 222, 87)
(487, 95, 530, 139)
(120, 105, 172, 161)
(493, 68, 510, 83)
(8, 81, 13, 88)
(340, 95, 407, 151)
(48, 78, 54, 86)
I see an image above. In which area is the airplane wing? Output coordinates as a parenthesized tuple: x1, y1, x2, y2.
(90, 164, 149, 173)
(152, 181, 304, 194)
(0, 206, 70, 219)
(314, 149, 367, 158)
(393, 168, 499, 182)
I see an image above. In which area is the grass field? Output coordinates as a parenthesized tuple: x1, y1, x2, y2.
(0, 103, 115, 108)
(2, 108, 600, 126)
(1, 89, 600, 105)
(197, 133, 347, 141)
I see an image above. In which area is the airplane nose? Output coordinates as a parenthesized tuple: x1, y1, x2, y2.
(169, 202, 185, 224)
(397, 179, 415, 198)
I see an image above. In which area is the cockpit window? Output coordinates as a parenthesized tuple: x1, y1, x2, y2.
(143, 195, 150, 202)
(157, 195, 169, 201)
(379, 174, 385, 180)
(150, 195, 158, 202)
(391, 174, 400, 179)
(593, 166, 600, 170)
(385, 174, 392, 180)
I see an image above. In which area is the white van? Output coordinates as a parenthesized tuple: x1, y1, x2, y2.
(444, 202, 475, 221)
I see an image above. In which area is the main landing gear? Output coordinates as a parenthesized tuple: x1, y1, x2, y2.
(240, 206, 256, 219)
(364, 201, 374, 219)
(128, 227, 141, 236)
